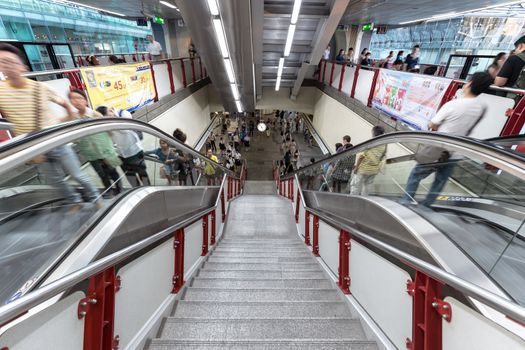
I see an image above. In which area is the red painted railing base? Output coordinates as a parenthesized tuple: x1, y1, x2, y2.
(172, 228, 185, 293)
(211, 210, 217, 245)
(338, 230, 351, 294)
(305, 211, 311, 246)
(312, 215, 320, 256)
(202, 215, 209, 256)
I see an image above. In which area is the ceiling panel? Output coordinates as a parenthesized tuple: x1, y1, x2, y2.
(73, 0, 183, 19)
(342, 0, 521, 25)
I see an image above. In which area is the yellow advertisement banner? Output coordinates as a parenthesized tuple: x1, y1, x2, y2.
(80, 62, 156, 112)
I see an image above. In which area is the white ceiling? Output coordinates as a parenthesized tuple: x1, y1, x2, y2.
(72, 0, 183, 19)
(341, 0, 524, 25)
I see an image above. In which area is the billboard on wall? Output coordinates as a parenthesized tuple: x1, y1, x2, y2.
(372, 69, 451, 130)
(79, 62, 156, 112)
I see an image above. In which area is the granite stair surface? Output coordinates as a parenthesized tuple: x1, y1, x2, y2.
(147, 185, 378, 350)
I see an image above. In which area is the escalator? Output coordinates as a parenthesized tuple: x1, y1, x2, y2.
(0, 119, 236, 305)
(285, 131, 525, 307)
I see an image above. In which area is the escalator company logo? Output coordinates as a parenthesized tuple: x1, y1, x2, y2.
(436, 195, 473, 202)
(6, 278, 37, 304)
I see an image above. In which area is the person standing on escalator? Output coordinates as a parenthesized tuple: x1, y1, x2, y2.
(330, 135, 355, 193)
(0, 43, 101, 209)
(401, 72, 493, 207)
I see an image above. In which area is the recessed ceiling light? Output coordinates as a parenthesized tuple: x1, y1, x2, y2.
(160, 1, 177, 9)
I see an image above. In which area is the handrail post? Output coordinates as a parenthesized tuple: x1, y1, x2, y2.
(172, 228, 185, 293)
(227, 177, 232, 201)
(502, 94, 525, 135)
(295, 188, 300, 223)
(166, 59, 175, 94)
(180, 59, 187, 88)
(190, 58, 196, 84)
(202, 215, 209, 256)
(312, 215, 320, 256)
(438, 80, 461, 109)
(210, 210, 216, 245)
(329, 62, 335, 86)
(338, 63, 346, 92)
(305, 211, 311, 246)
(367, 68, 380, 107)
(220, 190, 226, 222)
(289, 179, 293, 201)
(406, 271, 449, 350)
(338, 229, 351, 294)
(149, 62, 159, 102)
(321, 60, 327, 83)
(279, 180, 283, 196)
(351, 64, 360, 98)
(80, 266, 118, 350)
(199, 57, 204, 79)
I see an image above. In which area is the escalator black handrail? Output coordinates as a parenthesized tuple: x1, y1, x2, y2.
(281, 131, 525, 180)
(193, 113, 219, 151)
(0, 202, 218, 326)
(298, 113, 331, 155)
(0, 118, 242, 179)
(485, 134, 525, 149)
(295, 199, 525, 325)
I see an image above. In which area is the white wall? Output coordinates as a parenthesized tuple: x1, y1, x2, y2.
(257, 87, 317, 114)
(149, 85, 212, 146)
(312, 90, 374, 152)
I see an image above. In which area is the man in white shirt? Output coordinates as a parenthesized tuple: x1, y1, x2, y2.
(146, 35, 163, 60)
(401, 72, 493, 207)
(323, 45, 331, 60)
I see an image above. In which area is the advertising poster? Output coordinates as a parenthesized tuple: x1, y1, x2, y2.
(372, 70, 451, 130)
(80, 63, 156, 112)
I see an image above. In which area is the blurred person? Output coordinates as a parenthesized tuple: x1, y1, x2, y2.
(96, 106, 150, 187)
(396, 50, 405, 62)
(323, 45, 331, 60)
(209, 132, 217, 152)
(336, 49, 346, 63)
(346, 48, 354, 64)
(330, 135, 355, 193)
(423, 66, 438, 75)
(359, 48, 369, 61)
(405, 45, 420, 71)
(145, 139, 178, 185)
(401, 72, 492, 207)
(487, 52, 507, 79)
(392, 59, 404, 71)
(85, 55, 100, 66)
(188, 43, 197, 58)
(204, 149, 219, 185)
(350, 126, 387, 196)
(146, 34, 163, 60)
(495, 36, 525, 90)
(109, 55, 126, 64)
(382, 51, 395, 68)
(335, 142, 343, 153)
(0, 43, 100, 209)
(361, 52, 372, 67)
(305, 158, 316, 190)
(172, 128, 193, 185)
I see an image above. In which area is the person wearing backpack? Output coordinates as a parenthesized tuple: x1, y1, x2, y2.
(400, 72, 493, 207)
(495, 35, 525, 91)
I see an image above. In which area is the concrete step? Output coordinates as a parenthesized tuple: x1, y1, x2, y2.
(172, 301, 352, 318)
(182, 287, 341, 302)
(211, 252, 312, 258)
(148, 339, 379, 350)
(213, 247, 308, 253)
(220, 239, 300, 244)
(219, 241, 304, 247)
(197, 270, 326, 279)
(190, 278, 333, 289)
(206, 257, 314, 264)
(202, 262, 321, 271)
(159, 318, 366, 341)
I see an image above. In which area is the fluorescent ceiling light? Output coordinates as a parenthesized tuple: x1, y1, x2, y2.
(56, 0, 125, 16)
(284, 24, 296, 57)
(431, 12, 457, 19)
(277, 57, 285, 77)
(207, 0, 219, 16)
(212, 19, 229, 58)
(160, 1, 177, 9)
(235, 100, 243, 112)
(224, 59, 235, 83)
(291, 0, 302, 24)
(399, 0, 525, 24)
(230, 84, 240, 100)
(275, 75, 282, 91)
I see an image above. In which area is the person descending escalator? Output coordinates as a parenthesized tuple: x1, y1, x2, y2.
(0, 43, 101, 210)
(400, 72, 493, 207)
(145, 139, 178, 185)
(329, 135, 355, 193)
(69, 90, 123, 198)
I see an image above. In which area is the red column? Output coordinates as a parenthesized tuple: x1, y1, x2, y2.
(338, 230, 351, 294)
(351, 64, 360, 98)
(172, 228, 185, 293)
(80, 267, 118, 350)
(338, 64, 346, 92)
(190, 58, 196, 84)
(210, 210, 217, 245)
(220, 190, 226, 222)
(199, 57, 204, 79)
(295, 189, 300, 223)
(367, 68, 380, 107)
(312, 215, 320, 256)
(329, 62, 336, 86)
(149, 62, 159, 102)
(180, 59, 187, 88)
(65, 71, 84, 90)
(406, 271, 451, 350)
(438, 81, 461, 109)
(279, 180, 283, 196)
(321, 60, 327, 83)
(305, 211, 311, 246)
(166, 60, 175, 94)
(202, 215, 209, 256)
(288, 179, 293, 201)
(501, 94, 525, 136)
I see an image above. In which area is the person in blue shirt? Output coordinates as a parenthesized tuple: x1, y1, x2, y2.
(405, 45, 420, 71)
(145, 139, 178, 185)
(335, 49, 346, 63)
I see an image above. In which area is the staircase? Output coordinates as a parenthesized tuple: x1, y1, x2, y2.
(147, 182, 378, 349)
